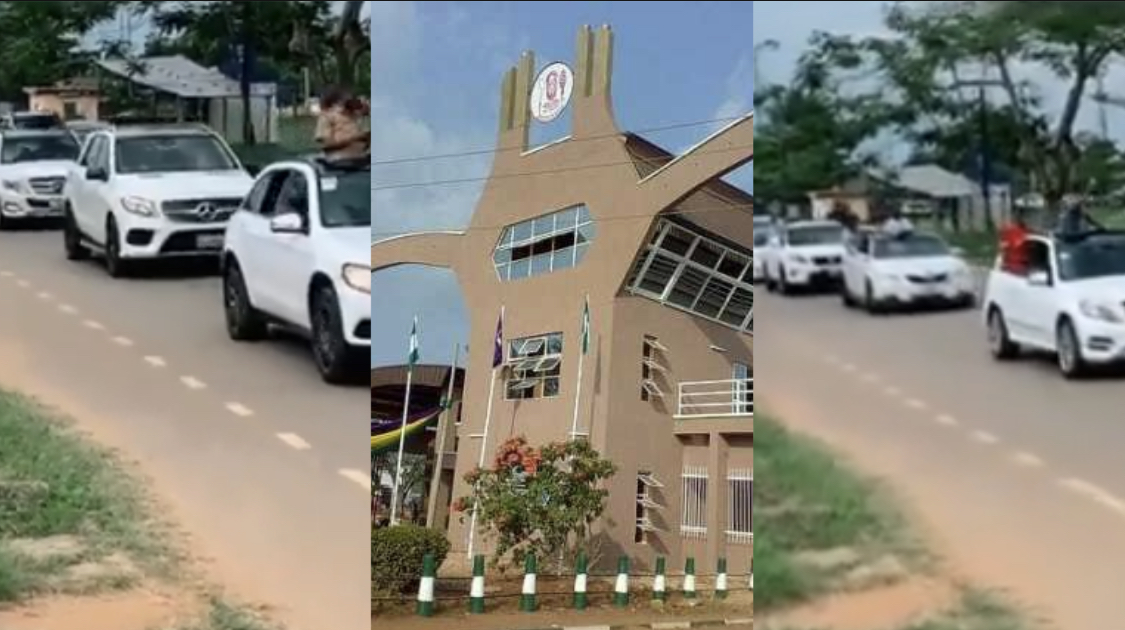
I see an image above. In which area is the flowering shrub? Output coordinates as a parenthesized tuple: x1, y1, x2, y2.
(456, 436, 617, 571)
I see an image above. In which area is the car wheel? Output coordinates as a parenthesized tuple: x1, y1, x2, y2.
(310, 283, 362, 384)
(778, 266, 792, 295)
(864, 280, 882, 314)
(1056, 318, 1087, 379)
(63, 207, 89, 261)
(764, 268, 777, 293)
(223, 260, 268, 341)
(986, 306, 1019, 360)
(104, 216, 131, 278)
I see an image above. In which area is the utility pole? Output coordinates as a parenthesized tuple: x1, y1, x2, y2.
(953, 78, 1006, 231)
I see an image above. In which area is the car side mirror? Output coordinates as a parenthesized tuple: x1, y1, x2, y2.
(85, 166, 107, 181)
(1027, 270, 1050, 286)
(269, 212, 305, 234)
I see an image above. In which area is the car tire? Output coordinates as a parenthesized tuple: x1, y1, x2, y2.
(840, 282, 855, 308)
(310, 282, 362, 385)
(1055, 317, 1088, 379)
(986, 306, 1019, 360)
(864, 280, 882, 314)
(63, 206, 89, 261)
(764, 268, 777, 293)
(778, 266, 792, 295)
(0, 211, 10, 231)
(223, 260, 268, 341)
(104, 216, 131, 278)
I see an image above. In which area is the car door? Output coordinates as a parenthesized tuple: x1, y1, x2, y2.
(842, 232, 865, 294)
(73, 135, 108, 241)
(766, 228, 785, 278)
(1018, 239, 1059, 348)
(238, 168, 290, 315)
(265, 166, 318, 327)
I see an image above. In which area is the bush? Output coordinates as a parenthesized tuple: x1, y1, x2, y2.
(371, 525, 451, 595)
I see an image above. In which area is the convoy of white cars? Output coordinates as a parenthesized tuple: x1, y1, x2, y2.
(757, 212, 1125, 381)
(0, 116, 371, 385)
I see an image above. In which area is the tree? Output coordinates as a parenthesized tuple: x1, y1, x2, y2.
(453, 436, 617, 573)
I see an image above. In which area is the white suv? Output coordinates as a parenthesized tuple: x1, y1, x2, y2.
(983, 230, 1125, 378)
(62, 124, 254, 277)
(221, 156, 371, 384)
(0, 129, 81, 228)
(762, 220, 846, 293)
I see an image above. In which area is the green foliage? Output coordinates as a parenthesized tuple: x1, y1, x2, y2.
(455, 436, 617, 573)
(370, 525, 451, 595)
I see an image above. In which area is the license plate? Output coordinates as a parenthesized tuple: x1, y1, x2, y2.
(196, 234, 223, 249)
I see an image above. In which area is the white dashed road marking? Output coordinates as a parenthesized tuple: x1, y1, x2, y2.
(82, 319, 104, 330)
(276, 432, 311, 451)
(883, 386, 901, 397)
(971, 430, 999, 445)
(338, 468, 371, 490)
(36, 291, 51, 300)
(0, 270, 11, 277)
(180, 376, 206, 390)
(840, 362, 857, 373)
(822, 354, 840, 365)
(112, 336, 133, 347)
(935, 414, 959, 427)
(904, 398, 927, 411)
(861, 372, 880, 383)
(1011, 451, 1044, 468)
(143, 355, 166, 367)
(16, 279, 29, 288)
(58, 304, 76, 314)
(1059, 478, 1125, 517)
(225, 402, 254, 417)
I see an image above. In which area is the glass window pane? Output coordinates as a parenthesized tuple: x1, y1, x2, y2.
(493, 248, 511, 264)
(533, 215, 555, 238)
(662, 226, 695, 256)
(552, 247, 575, 271)
(543, 377, 560, 397)
(639, 253, 678, 295)
(668, 266, 708, 308)
(556, 206, 578, 228)
(577, 205, 591, 223)
(695, 278, 733, 318)
(577, 222, 596, 244)
(511, 220, 533, 244)
(718, 252, 748, 279)
(721, 288, 753, 325)
(546, 333, 563, 354)
(573, 242, 590, 265)
(510, 257, 531, 280)
(530, 253, 552, 276)
(690, 240, 723, 269)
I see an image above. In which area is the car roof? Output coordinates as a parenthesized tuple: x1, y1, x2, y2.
(0, 129, 76, 139)
(108, 124, 217, 138)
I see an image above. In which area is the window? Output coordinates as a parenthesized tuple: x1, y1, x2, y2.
(732, 362, 751, 415)
(115, 134, 239, 174)
(319, 168, 371, 228)
(1025, 240, 1051, 277)
(634, 471, 664, 543)
(63, 101, 79, 120)
(680, 466, 708, 538)
(726, 470, 752, 544)
(494, 205, 596, 281)
(505, 332, 563, 400)
(628, 220, 753, 333)
(0, 133, 80, 164)
(641, 335, 667, 401)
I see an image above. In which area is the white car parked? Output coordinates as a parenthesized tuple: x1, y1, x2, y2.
(762, 220, 846, 293)
(752, 215, 773, 282)
(63, 124, 254, 277)
(840, 229, 975, 312)
(0, 129, 81, 228)
(221, 155, 371, 384)
(983, 230, 1125, 378)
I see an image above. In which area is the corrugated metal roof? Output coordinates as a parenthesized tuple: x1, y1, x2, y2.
(869, 164, 978, 199)
(96, 55, 276, 99)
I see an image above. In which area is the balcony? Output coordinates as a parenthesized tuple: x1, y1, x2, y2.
(676, 378, 753, 419)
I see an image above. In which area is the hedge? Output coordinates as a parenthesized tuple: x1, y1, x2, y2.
(372, 524, 451, 595)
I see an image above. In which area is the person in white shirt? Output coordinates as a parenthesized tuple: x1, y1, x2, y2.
(882, 209, 914, 235)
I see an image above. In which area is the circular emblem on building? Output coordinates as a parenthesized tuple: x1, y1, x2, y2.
(529, 62, 574, 123)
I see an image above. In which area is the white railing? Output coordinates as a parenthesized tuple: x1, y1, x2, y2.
(676, 378, 753, 419)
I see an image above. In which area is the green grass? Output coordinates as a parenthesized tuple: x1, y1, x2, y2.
(753, 415, 919, 612)
(0, 389, 171, 602)
(156, 599, 281, 630)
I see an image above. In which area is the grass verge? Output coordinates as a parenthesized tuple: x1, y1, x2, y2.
(159, 599, 281, 630)
(0, 389, 169, 601)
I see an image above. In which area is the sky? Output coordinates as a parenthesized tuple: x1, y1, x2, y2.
(372, 1, 753, 367)
(754, 1, 1125, 160)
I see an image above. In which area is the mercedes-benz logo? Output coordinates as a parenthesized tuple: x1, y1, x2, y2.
(194, 202, 219, 222)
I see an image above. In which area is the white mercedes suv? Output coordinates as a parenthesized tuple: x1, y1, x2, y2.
(0, 129, 81, 228)
(62, 124, 254, 277)
(221, 155, 371, 384)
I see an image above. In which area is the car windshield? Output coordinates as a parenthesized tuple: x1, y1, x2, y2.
(788, 225, 843, 246)
(320, 169, 370, 228)
(1, 134, 80, 163)
(12, 114, 62, 130)
(115, 135, 239, 174)
(1056, 235, 1125, 280)
(872, 234, 950, 258)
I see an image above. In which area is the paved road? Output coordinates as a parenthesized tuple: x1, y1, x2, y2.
(0, 229, 369, 630)
(759, 281, 1125, 630)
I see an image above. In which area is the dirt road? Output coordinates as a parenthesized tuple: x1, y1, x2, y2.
(759, 284, 1125, 629)
(0, 230, 369, 630)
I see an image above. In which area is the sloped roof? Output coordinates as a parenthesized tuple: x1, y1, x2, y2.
(96, 55, 275, 99)
(868, 164, 978, 199)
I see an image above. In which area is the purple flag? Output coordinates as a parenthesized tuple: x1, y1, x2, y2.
(492, 311, 504, 368)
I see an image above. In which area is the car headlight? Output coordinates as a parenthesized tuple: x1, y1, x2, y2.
(1, 180, 21, 192)
(788, 253, 808, 264)
(119, 196, 158, 217)
(342, 263, 371, 294)
(1079, 299, 1122, 323)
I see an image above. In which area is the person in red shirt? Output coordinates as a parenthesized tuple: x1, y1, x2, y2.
(999, 209, 1030, 273)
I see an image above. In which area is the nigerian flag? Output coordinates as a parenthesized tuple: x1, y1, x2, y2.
(407, 317, 419, 368)
(580, 297, 590, 355)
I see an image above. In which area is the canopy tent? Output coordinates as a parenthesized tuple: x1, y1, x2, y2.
(371, 406, 444, 455)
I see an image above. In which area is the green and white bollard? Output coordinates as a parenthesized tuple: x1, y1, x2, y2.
(573, 552, 589, 610)
(652, 556, 667, 602)
(683, 557, 697, 599)
(416, 553, 436, 617)
(715, 558, 728, 599)
(519, 553, 538, 612)
(468, 554, 486, 614)
(748, 558, 754, 591)
(613, 556, 630, 607)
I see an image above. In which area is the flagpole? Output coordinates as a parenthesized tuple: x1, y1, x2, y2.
(425, 344, 459, 528)
(467, 305, 504, 559)
(569, 295, 589, 440)
(389, 316, 419, 526)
